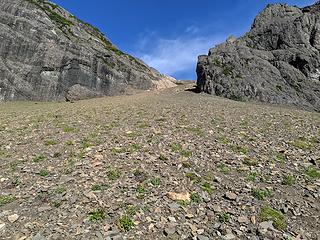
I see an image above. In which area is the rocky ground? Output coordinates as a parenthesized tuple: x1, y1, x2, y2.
(0, 83, 319, 240)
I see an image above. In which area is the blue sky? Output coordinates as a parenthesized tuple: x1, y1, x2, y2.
(51, 0, 315, 80)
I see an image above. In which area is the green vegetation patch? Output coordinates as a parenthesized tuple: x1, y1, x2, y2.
(202, 182, 214, 194)
(218, 212, 230, 223)
(305, 166, 320, 180)
(282, 175, 296, 186)
(252, 188, 273, 200)
(218, 163, 231, 174)
(190, 192, 202, 204)
(89, 209, 106, 222)
(292, 137, 315, 150)
(27, 0, 73, 27)
(33, 154, 45, 163)
(106, 168, 121, 181)
(170, 143, 192, 157)
(118, 215, 134, 231)
(243, 157, 258, 166)
(260, 206, 287, 231)
(0, 195, 16, 207)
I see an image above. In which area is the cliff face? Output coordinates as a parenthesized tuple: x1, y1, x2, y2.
(0, 0, 175, 101)
(197, 2, 320, 111)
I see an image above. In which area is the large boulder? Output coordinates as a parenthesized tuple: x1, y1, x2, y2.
(0, 0, 175, 101)
(197, 2, 320, 111)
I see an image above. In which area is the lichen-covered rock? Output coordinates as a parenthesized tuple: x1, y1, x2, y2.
(197, 2, 320, 111)
(0, 0, 175, 101)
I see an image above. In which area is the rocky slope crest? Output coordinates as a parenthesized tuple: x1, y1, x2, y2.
(197, 2, 320, 111)
(0, 0, 175, 101)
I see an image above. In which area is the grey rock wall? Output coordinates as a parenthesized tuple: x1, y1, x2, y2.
(0, 0, 175, 101)
(197, 2, 320, 111)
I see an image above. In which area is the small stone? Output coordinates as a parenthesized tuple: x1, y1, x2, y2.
(198, 236, 209, 240)
(189, 224, 197, 233)
(213, 223, 221, 229)
(103, 224, 111, 232)
(251, 216, 256, 225)
(306, 185, 316, 192)
(164, 227, 176, 236)
(33, 233, 46, 240)
(0, 223, 5, 231)
(148, 223, 155, 231)
(93, 154, 103, 161)
(38, 205, 52, 212)
(212, 205, 222, 213)
(168, 203, 180, 212)
(225, 191, 237, 200)
(154, 207, 162, 213)
(168, 216, 176, 223)
(259, 221, 276, 234)
(197, 229, 205, 235)
(223, 234, 236, 240)
(167, 192, 190, 201)
(185, 214, 194, 219)
(237, 216, 249, 224)
(8, 214, 19, 223)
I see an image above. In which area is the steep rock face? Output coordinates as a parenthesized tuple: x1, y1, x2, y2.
(0, 0, 175, 101)
(197, 2, 320, 111)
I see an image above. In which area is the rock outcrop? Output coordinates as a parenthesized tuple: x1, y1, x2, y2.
(0, 0, 175, 101)
(197, 2, 320, 111)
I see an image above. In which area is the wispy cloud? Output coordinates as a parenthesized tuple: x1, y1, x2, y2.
(133, 30, 227, 79)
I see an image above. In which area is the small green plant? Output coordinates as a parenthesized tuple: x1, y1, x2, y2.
(176, 200, 189, 207)
(56, 187, 67, 194)
(260, 206, 286, 230)
(252, 188, 273, 200)
(276, 153, 286, 163)
(92, 184, 107, 191)
(185, 172, 201, 183)
(191, 192, 202, 204)
(33, 155, 45, 163)
(130, 143, 142, 152)
(292, 137, 312, 150)
(282, 175, 296, 186)
(125, 205, 138, 216)
(0, 195, 16, 207)
(63, 126, 76, 133)
(231, 145, 248, 154)
(247, 171, 258, 182)
(44, 139, 58, 146)
(218, 136, 229, 144)
(150, 177, 161, 186)
(170, 143, 192, 157)
(243, 158, 258, 166)
(182, 161, 193, 168)
(218, 163, 230, 174)
(305, 166, 320, 180)
(218, 212, 230, 223)
(39, 169, 50, 177)
(107, 168, 121, 181)
(52, 200, 62, 208)
(159, 154, 168, 161)
(202, 182, 214, 194)
(136, 185, 146, 194)
(81, 137, 92, 148)
(186, 127, 204, 136)
(65, 140, 74, 146)
(89, 209, 106, 222)
(118, 215, 134, 231)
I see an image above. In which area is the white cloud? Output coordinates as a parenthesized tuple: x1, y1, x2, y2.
(134, 33, 226, 79)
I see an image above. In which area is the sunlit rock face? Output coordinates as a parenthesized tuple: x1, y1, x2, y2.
(0, 0, 175, 101)
(197, 2, 320, 111)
